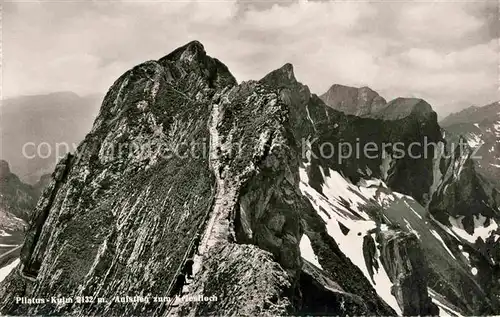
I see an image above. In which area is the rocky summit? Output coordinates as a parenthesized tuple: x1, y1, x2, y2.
(0, 41, 499, 316)
(320, 84, 387, 118)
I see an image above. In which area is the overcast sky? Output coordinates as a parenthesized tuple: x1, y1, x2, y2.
(2, 0, 499, 117)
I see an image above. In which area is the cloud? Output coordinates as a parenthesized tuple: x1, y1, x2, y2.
(396, 2, 484, 43)
(402, 40, 497, 71)
(2, 0, 498, 117)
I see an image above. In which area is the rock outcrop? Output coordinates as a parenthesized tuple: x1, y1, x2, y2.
(0, 160, 36, 225)
(440, 101, 500, 189)
(377, 230, 438, 316)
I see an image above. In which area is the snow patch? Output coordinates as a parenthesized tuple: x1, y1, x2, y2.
(465, 133, 483, 149)
(319, 167, 372, 219)
(453, 151, 468, 179)
(358, 178, 386, 188)
(377, 192, 396, 208)
(430, 229, 456, 260)
(0, 230, 12, 237)
(403, 219, 421, 239)
(299, 234, 323, 270)
(305, 104, 316, 131)
(429, 214, 460, 242)
(449, 215, 498, 244)
(429, 288, 463, 317)
(299, 167, 402, 315)
(371, 234, 402, 315)
(0, 258, 19, 283)
(404, 200, 423, 220)
(494, 121, 500, 132)
(493, 121, 500, 139)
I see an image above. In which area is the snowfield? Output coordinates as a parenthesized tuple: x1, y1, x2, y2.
(297, 160, 485, 316)
(448, 215, 498, 244)
(430, 229, 456, 260)
(494, 121, 500, 137)
(465, 133, 483, 149)
(428, 288, 464, 317)
(299, 166, 402, 315)
(299, 234, 323, 270)
(0, 230, 12, 237)
(0, 258, 19, 284)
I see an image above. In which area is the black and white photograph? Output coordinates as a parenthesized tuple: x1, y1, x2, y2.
(0, 0, 499, 315)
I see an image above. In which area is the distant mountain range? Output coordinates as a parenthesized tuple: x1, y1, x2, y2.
(321, 84, 500, 190)
(1, 92, 102, 184)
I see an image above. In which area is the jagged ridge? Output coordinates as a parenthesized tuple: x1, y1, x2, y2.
(0, 41, 499, 317)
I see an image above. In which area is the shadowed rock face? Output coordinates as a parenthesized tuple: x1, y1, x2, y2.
(0, 160, 37, 225)
(373, 98, 435, 121)
(0, 41, 499, 316)
(377, 231, 438, 316)
(0, 161, 48, 268)
(297, 262, 369, 316)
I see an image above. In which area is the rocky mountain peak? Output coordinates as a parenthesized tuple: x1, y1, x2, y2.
(374, 97, 435, 121)
(358, 85, 377, 96)
(320, 84, 387, 117)
(156, 40, 236, 91)
(441, 101, 500, 126)
(260, 63, 297, 87)
(0, 160, 10, 177)
(280, 62, 295, 77)
(163, 40, 206, 63)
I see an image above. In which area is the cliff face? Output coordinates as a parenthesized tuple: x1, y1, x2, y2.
(0, 160, 37, 225)
(0, 41, 499, 316)
(440, 101, 500, 189)
(0, 160, 36, 272)
(1, 41, 234, 316)
(377, 231, 438, 316)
